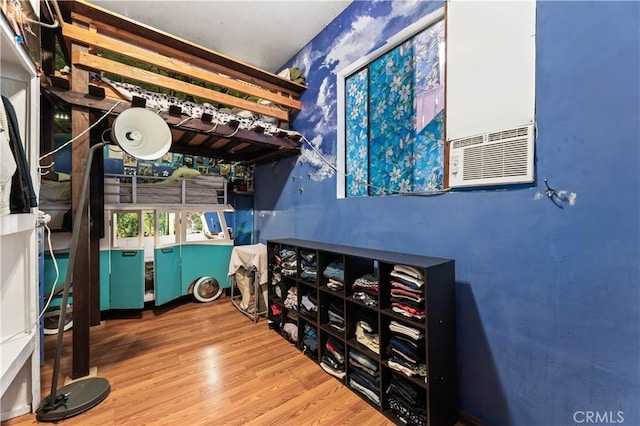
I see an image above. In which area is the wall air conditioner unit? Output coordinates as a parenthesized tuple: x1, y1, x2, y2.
(448, 124, 535, 188)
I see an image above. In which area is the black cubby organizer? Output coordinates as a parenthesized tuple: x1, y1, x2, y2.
(267, 239, 456, 426)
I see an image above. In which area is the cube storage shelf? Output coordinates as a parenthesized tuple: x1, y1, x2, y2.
(267, 238, 456, 426)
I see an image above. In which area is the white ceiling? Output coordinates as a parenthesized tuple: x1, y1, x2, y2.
(91, 0, 352, 73)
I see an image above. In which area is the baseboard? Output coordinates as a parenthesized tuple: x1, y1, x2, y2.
(1, 404, 31, 422)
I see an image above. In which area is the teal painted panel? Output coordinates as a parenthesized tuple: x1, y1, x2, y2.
(154, 246, 181, 305)
(180, 244, 233, 294)
(100, 250, 110, 311)
(110, 249, 144, 309)
(43, 253, 71, 308)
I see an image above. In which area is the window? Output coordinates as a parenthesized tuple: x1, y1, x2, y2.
(337, 2, 536, 197)
(112, 211, 141, 248)
(338, 9, 446, 198)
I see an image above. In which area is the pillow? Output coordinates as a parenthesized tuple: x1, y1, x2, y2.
(171, 166, 200, 178)
(40, 180, 71, 203)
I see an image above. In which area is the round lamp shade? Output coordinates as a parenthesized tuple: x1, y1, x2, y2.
(111, 108, 172, 160)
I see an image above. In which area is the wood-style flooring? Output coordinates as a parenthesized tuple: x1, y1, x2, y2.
(4, 295, 394, 426)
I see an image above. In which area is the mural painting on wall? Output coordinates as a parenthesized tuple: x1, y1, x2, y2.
(104, 148, 253, 193)
(285, 1, 440, 182)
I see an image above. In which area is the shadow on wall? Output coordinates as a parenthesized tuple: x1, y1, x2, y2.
(456, 282, 513, 425)
(255, 156, 297, 211)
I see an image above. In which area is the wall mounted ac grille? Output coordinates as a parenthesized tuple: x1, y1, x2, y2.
(448, 124, 535, 188)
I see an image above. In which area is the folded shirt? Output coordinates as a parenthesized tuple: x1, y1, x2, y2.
(349, 367, 380, 390)
(393, 264, 424, 280)
(390, 270, 424, 288)
(386, 376, 420, 406)
(353, 273, 379, 289)
(391, 280, 424, 297)
(390, 296, 424, 310)
(323, 260, 345, 282)
(356, 320, 380, 354)
(388, 395, 426, 426)
(349, 348, 379, 373)
(321, 361, 346, 379)
(388, 358, 427, 377)
(321, 353, 343, 370)
(349, 378, 380, 406)
(391, 303, 426, 320)
(349, 357, 378, 377)
(391, 286, 425, 298)
(389, 321, 424, 340)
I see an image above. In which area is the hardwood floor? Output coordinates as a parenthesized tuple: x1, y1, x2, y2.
(4, 296, 394, 426)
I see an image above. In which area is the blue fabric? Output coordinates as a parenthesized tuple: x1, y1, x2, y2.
(345, 20, 445, 196)
(348, 348, 379, 372)
(323, 260, 345, 282)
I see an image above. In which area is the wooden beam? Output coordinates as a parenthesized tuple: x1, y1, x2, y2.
(183, 133, 208, 146)
(66, 13, 300, 98)
(63, 1, 306, 95)
(70, 42, 91, 379)
(40, 27, 57, 177)
(42, 85, 302, 148)
(72, 51, 290, 122)
(62, 24, 302, 111)
(228, 142, 252, 153)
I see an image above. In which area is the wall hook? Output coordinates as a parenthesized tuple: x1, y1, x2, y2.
(39, 162, 55, 175)
(543, 179, 555, 199)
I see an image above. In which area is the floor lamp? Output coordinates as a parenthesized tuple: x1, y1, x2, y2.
(36, 107, 172, 421)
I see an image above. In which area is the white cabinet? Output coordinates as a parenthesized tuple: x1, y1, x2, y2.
(0, 10, 41, 421)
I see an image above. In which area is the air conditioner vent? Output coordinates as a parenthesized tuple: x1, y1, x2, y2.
(449, 124, 535, 188)
(452, 135, 483, 149)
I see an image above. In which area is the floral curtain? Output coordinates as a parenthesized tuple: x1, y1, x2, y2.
(345, 20, 445, 197)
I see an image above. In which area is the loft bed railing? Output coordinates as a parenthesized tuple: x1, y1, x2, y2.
(103, 173, 228, 207)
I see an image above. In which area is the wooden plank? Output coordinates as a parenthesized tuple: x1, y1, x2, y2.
(186, 133, 209, 146)
(40, 28, 57, 176)
(170, 129, 186, 143)
(70, 41, 91, 379)
(210, 139, 232, 150)
(228, 142, 252, 153)
(62, 24, 302, 111)
(72, 51, 290, 122)
(65, 6, 305, 97)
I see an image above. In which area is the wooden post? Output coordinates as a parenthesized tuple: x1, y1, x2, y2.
(70, 39, 91, 379)
(40, 27, 56, 176)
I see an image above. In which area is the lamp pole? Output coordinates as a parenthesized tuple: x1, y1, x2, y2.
(37, 141, 110, 421)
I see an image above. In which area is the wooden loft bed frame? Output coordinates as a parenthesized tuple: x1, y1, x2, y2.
(42, 0, 307, 165)
(37, 0, 307, 379)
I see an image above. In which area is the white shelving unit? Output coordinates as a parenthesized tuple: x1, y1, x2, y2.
(1, 7, 41, 421)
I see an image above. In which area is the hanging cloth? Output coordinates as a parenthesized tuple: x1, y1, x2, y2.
(1, 95, 38, 213)
(0, 102, 17, 215)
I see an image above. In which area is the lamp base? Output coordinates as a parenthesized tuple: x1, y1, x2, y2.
(36, 377, 110, 422)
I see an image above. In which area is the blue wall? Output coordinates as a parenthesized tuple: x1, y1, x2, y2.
(254, 1, 639, 425)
